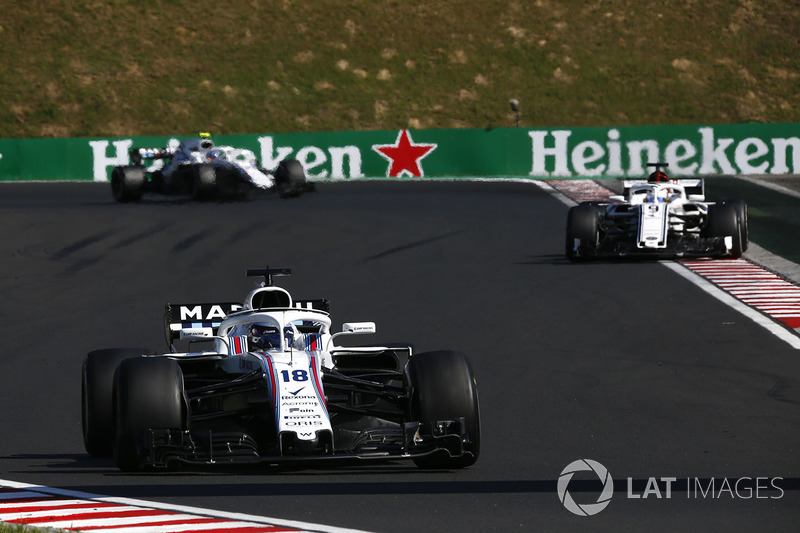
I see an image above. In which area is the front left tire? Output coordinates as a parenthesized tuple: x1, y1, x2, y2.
(111, 166, 145, 203)
(706, 203, 743, 258)
(406, 350, 480, 469)
(274, 158, 309, 198)
(721, 199, 749, 252)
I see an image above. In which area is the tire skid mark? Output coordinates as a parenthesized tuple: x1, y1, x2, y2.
(110, 224, 168, 250)
(53, 230, 116, 260)
(361, 230, 465, 262)
(227, 220, 272, 245)
(173, 231, 211, 252)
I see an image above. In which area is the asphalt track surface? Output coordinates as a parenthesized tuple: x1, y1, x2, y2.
(0, 180, 798, 532)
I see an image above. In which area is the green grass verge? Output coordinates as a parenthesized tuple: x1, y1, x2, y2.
(0, 525, 65, 533)
(1, 0, 798, 138)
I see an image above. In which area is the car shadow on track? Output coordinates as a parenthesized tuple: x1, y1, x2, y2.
(518, 254, 674, 265)
(3, 454, 798, 498)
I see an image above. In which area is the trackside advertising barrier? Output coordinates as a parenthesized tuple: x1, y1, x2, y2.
(0, 123, 798, 182)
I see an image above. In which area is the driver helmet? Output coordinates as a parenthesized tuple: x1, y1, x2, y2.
(199, 132, 214, 150)
(249, 323, 281, 350)
(206, 148, 225, 161)
(647, 170, 670, 183)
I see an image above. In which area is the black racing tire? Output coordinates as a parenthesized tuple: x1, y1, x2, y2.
(722, 199, 749, 252)
(110, 166, 146, 203)
(565, 204, 600, 261)
(113, 357, 185, 471)
(82, 348, 149, 458)
(406, 350, 480, 469)
(191, 164, 219, 201)
(706, 203, 743, 259)
(274, 158, 308, 198)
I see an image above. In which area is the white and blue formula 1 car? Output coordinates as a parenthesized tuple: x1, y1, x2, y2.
(111, 133, 313, 202)
(81, 268, 480, 471)
(565, 163, 748, 261)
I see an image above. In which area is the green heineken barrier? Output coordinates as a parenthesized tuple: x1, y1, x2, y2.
(0, 123, 797, 182)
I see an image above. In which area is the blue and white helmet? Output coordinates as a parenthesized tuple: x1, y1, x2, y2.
(249, 323, 281, 349)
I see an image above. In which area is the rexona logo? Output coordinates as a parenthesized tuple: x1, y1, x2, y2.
(557, 459, 614, 516)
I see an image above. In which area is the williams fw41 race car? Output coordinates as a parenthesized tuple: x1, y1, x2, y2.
(81, 268, 480, 471)
(111, 133, 313, 202)
(565, 163, 748, 260)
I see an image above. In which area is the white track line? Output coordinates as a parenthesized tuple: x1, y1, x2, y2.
(0, 479, 372, 533)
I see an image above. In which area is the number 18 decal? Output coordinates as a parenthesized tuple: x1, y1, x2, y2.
(280, 369, 309, 382)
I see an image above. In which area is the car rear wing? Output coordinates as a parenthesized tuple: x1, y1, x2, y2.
(129, 147, 172, 165)
(164, 299, 331, 350)
(622, 178, 704, 199)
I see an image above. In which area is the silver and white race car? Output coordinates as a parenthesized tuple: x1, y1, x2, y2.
(565, 163, 748, 260)
(81, 268, 480, 471)
(111, 133, 313, 202)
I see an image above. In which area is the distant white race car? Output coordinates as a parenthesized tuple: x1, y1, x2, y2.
(566, 163, 748, 260)
(111, 133, 313, 202)
(81, 268, 480, 471)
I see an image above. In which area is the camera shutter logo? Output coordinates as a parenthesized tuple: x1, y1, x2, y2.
(558, 459, 614, 516)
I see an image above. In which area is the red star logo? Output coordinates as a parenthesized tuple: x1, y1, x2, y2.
(372, 130, 438, 178)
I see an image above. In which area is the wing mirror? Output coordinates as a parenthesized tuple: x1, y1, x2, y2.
(328, 322, 376, 350)
(341, 322, 376, 334)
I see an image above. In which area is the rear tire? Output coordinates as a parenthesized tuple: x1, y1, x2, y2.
(706, 203, 743, 258)
(565, 204, 600, 261)
(111, 166, 145, 203)
(113, 357, 185, 471)
(82, 348, 148, 458)
(407, 351, 480, 469)
(274, 158, 308, 198)
(191, 164, 219, 201)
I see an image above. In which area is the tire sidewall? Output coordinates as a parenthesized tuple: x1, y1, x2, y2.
(82, 348, 149, 458)
(113, 357, 185, 471)
(566, 204, 600, 260)
(706, 203, 743, 258)
(406, 350, 480, 468)
(111, 166, 145, 203)
(275, 158, 307, 198)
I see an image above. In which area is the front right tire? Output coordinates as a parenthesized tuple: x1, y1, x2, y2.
(82, 348, 149, 458)
(113, 357, 185, 471)
(565, 204, 600, 261)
